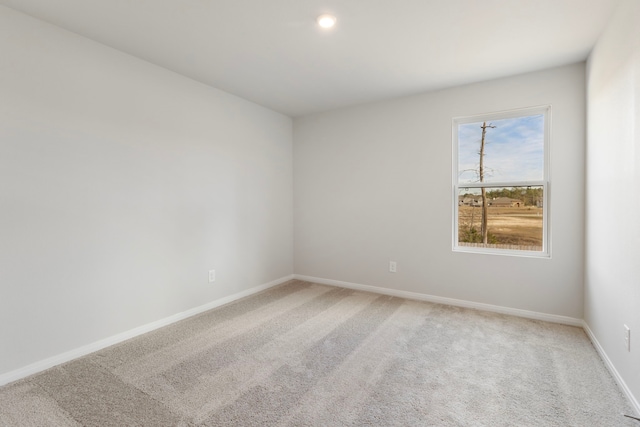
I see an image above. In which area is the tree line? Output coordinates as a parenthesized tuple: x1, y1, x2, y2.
(461, 187, 543, 206)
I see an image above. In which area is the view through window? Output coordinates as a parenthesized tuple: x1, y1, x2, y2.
(452, 106, 550, 256)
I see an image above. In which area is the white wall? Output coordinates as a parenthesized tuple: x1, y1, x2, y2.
(585, 0, 640, 408)
(294, 63, 585, 319)
(0, 6, 293, 378)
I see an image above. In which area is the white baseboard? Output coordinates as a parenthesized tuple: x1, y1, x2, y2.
(293, 274, 583, 327)
(0, 274, 294, 387)
(583, 322, 640, 415)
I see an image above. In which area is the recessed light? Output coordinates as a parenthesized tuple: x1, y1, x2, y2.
(317, 14, 337, 29)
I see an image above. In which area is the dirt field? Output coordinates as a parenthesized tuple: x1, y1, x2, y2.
(458, 205, 543, 246)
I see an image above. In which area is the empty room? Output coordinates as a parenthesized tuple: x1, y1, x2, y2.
(1, 0, 639, 425)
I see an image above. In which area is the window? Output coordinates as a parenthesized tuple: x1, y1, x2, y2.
(452, 106, 550, 257)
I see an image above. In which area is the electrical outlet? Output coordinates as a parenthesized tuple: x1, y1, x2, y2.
(208, 269, 216, 283)
(389, 261, 397, 273)
(624, 325, 630, 352)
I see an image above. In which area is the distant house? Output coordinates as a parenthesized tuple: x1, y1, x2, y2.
(489, 197, 523, 207)
(458, 196, 483, 207)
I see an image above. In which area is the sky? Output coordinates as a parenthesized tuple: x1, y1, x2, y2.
(457, 114, 544, 184)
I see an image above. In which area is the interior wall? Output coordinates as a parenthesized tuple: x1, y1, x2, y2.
(0, 6, 293, 377)
(294, 63, 585, 319)
(585, 0, 640, 407)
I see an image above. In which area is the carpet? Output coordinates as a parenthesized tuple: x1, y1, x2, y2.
(0, 280, 636, 426)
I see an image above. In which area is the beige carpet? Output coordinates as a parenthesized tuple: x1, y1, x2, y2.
(0, 280, 636, 426)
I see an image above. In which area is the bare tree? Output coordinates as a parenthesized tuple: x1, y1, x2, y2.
(479, 121, 495, 244)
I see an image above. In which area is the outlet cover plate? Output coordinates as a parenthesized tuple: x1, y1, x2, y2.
(624, 324, 630, 352)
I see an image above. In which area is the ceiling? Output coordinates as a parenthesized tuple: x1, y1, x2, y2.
(0, 0, 620, 117)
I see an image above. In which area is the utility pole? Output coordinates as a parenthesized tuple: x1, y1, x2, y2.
(479, 121, 496, 244)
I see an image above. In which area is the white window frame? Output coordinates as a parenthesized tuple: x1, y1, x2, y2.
(452, 105, 551, 258)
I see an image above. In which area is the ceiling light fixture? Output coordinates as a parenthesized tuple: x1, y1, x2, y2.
(317, 14, 337, 29)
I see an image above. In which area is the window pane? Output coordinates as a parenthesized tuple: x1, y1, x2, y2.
(458, 115, 544, 184)
(457, 186, 543, 251)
